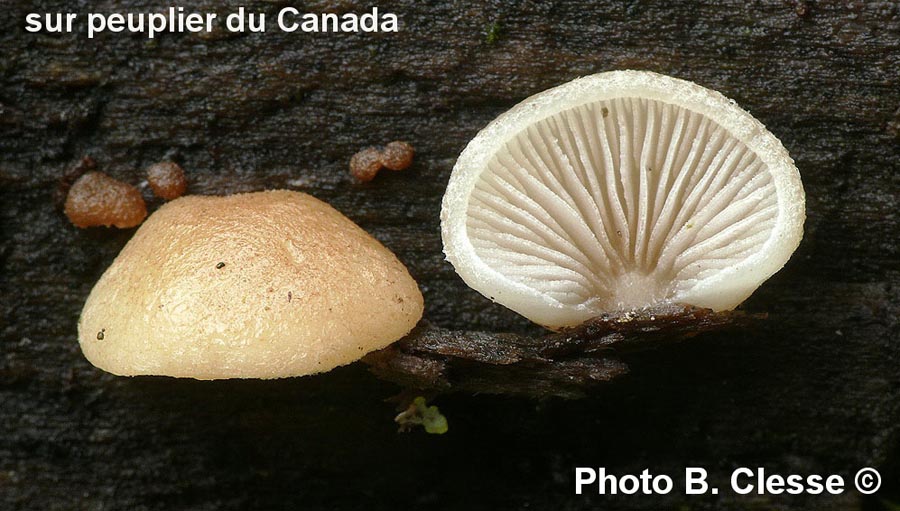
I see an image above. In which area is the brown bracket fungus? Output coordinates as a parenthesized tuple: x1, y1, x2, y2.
(441, 71, 805, 329)
(78, 190, 424, 379)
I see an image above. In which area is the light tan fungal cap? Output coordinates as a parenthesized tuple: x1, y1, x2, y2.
(146, 161, 187, 200)
(79, 190, 424, 379)
(441, 70, 805, 329)
(65, 171, 147, 228)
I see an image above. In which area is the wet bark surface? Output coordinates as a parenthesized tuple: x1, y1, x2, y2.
(1, 1, 899, 510)
(365, 306, 758, 399)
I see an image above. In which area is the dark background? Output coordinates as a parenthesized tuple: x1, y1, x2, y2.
(2, 1, 899, 509)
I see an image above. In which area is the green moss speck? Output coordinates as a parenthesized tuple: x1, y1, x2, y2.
(485, 21, 503, 44)
(395, 396, 449, 435)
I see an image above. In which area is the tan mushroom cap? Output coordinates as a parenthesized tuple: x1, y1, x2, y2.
(78, 190, 424, 379)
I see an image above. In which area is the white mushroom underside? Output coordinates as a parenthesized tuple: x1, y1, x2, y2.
(466, 97, 777, 312)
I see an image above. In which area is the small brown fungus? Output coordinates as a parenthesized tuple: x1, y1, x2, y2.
(349, 147, 384, 182)
(64, 172, 147, 229)
(55, 155, 96, 210)
(380, 141, 415, 171)
(146, 161, 187, 200)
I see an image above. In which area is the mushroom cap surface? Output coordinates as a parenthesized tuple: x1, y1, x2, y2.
(441, 71, 805, 328)
(79, 190, 424, 379)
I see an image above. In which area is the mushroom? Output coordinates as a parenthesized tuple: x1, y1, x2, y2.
(349, 141, 416, 182)
(381, 141, 415, 171)
(441, 71, 805, 329)
(146, 161, 187, 200)
(78, 190, 424, 379)
(349, 147, 383, 182)
(64, 171, 147, 228)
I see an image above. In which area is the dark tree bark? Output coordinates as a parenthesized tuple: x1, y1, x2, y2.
(364, 306, 760, 399)
(1, 1, 898, 510)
